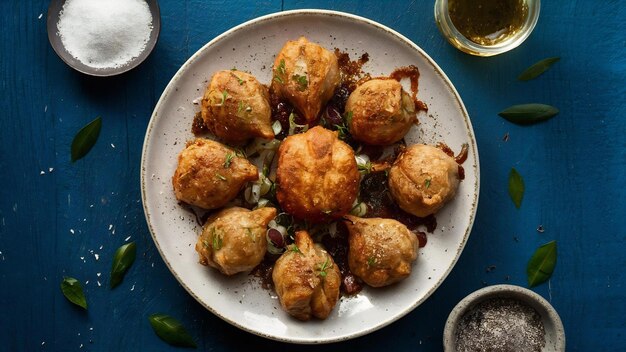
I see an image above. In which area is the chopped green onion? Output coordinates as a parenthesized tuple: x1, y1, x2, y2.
(272, 120, 282, 135)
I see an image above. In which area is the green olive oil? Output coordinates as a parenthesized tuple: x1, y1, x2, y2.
(448, 0, 529, 46)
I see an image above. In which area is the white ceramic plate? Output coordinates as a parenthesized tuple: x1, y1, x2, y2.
(141, 10, 479, 344)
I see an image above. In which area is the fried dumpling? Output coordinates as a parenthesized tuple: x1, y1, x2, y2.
(271, 37, 340, 123)
(344, 215, 418, 287)
(201, 70, 273, 143)
(388, 144, 460, 217)
(172, 138, 258, 209)
(196, 207, 277, 275)
(272, 230, 341, 320)
(276, 126, 359, 223)
(345, 78, 417, 145)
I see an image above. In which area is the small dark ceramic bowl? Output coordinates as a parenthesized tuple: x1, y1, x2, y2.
(443, 284, 565, 351)
(47, 0, 161, 77)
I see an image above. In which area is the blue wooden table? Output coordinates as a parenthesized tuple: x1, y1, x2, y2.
(1, 1, 624, 350)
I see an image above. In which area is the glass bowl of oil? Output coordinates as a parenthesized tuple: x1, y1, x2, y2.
(434, 0, 540, 56)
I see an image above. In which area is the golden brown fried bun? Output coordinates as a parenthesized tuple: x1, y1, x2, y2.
(272, 230, 341, 320)
(344, 215, 418, 287)
(388, 144, 460, 217)
(201, 70, 273, 143)
(276, 126, 359, 223)
(196, 207, 277, 275)
(345, 78, 417, 145)
(172, 139, 258, 209)
(271, 37, 340, 123)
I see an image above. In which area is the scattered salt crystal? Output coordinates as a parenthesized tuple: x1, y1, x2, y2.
(97, 281, 101, 287)
(44, 105, 48, 112)
(85, 280, 89, 284)
(108, 224, 113, 231)
(70, 229, 75, 234)
(89, 327, 93, 331)
(90, 204, 94, 208)
(40, 170, 45, 175)
(80, 344, 83, 349)
(99, 245, 103, 250)
(125, 236, 131, 242)
(96, 272, 101, 277)
(94, 254, 99, 260)
(111, 143, 116, 148)
(41, 341, 45, 346)
(57, 0, 153, 69)
(38, 13, 43, 20)
(48, 167, 54, 172)
(130, 284, 135, 291)
(80, 256, 84, 260)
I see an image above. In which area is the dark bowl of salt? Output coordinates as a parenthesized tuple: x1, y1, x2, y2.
(47, 0, 161, 77)
(444, 284, 565, 352)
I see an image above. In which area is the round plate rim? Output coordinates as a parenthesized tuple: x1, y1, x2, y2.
(140, 9, 480, 344)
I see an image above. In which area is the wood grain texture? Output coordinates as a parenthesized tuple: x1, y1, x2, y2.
(0, 0, 624, 351)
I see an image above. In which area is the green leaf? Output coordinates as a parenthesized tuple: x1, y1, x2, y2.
(508, 168, 524, 209)
(71, 117, 102, 162)
(149, 314, 197, 348)
(61, 277, 87, 309)
(518, 57, 560, 81)
(527, 240, 557, 287)
(499, 104, 559, 125)
(110, 242, 136, 288)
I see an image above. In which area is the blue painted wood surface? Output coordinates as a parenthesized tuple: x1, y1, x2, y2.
(1, 0, 624, 350)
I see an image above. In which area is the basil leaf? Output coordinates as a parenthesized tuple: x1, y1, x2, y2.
(61, 277, 87, 309)
(518, 57, 560, 81)
(498, 104, 559, 125)
(527, 240, 557, 287)
(508, 168, 524, 209)
(110, 242, 136, 288)
(149, 314, 197, 348)
(71, 117, 102, 162)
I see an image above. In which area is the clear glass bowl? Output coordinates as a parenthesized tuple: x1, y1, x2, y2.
(434, 0, 541, 56)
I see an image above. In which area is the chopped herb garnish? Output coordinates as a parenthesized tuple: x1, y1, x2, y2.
(292, 74, 308, 91)
(216, 173, 227, 181)
(220, 90, 229, 105)
(358, 161, 372, 174)
(273, 59, 286, 84)
(212, 228, 223, 250)
(318, 256, 332, 278)
(344, 111, 353, 126)
(425, 178, 431, 189)
(230, 72, 244, 85)
(230, 67, 238, 71)
(277, 59, 286, 75)
(289, 244, 302, 254)
(367, 256, 376, 268)
(224, 153, 235, 168)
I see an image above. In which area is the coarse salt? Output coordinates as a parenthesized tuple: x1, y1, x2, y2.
(57, 0, 153, 69)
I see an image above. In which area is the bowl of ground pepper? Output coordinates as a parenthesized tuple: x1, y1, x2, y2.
(434, 0, 540, 56)
(443, 284, 565, 352)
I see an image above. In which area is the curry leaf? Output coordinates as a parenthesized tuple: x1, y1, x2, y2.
(508, 168, 524, 209)
(110, 242, 136, 288)
(518, 57, 560, 81)
(527, 240, 557, 287)
(499, 104, 559, 125)
(149, 314, 197, 348)
(71, 117, 102, 162)
(61, 277, 87, 309)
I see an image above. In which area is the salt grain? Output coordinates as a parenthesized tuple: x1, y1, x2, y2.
(57, 0, 153, 69)
(455, 298, 546, 352)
